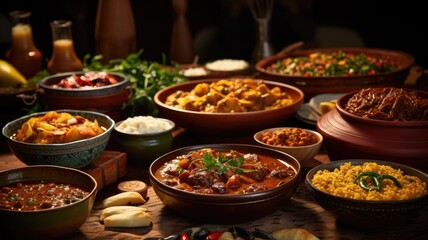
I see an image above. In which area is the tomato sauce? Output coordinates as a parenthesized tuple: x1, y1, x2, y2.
(0, 181, 89, 211)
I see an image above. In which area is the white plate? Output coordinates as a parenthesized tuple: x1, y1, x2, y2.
(296, 103, 319, 125)
(308, 93, 345, 115)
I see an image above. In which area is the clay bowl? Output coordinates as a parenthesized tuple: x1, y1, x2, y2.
(255, 47, 415, 100)
(2, 109, 115, 169)
(36, 71, 131, 121)
(153, 78, 304, 135)
(317, 98, 428, 172)
(149, 144, 301, 224)
(0, 165, 98, 239)
(253, 127, 323, 164)
(305, 159, 428, 228)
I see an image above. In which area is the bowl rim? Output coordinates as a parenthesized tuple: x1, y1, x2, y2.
(149, 143, 302, 199)
(153, 78, 305, 116)
(0, 164, 98, 213)
(114, 117, 175, 136)
(37, 71, 130, 93)
(2, 109, 115, 146)
(253, 127, 323, 149)
(255, 47, 415, 79)
(336, 88, 428, 126)
(305, 159, 428, 204)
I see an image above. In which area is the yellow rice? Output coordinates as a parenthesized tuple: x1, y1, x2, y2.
(311, 162, 427, 200)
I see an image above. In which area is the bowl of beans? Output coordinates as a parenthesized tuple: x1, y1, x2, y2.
(2, 109, 115, 169)
(253, 127, 323, 164)
(255, 47, 415, 100)
(0, 165, 98, 239)
(37, 71, 131, 121)
(305, 159, 428, 228)
(113, 115, 175, 166)
(317, 87, 428, 172)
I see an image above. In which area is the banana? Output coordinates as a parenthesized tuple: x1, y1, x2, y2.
(0, 59, 27, 87)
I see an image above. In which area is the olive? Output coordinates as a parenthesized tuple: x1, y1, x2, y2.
(194, 227, 211, 240)
(228, 226, 254, 240)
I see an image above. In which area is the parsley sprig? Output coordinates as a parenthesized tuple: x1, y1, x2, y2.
(201, 152, 247, 175)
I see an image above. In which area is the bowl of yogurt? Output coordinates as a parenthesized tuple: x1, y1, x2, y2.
(114, 116, 175, 166)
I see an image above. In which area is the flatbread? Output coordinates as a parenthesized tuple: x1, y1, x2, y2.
(103, 209, 152, 228)
(100, 206, 147, 221)
(99, 191, 146, 209)
(271, 228, 319, 240)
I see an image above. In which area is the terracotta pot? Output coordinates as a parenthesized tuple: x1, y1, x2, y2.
(317, 108, 428, 172)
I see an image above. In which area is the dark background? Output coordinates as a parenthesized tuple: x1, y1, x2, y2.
(1, 0, 427, 68)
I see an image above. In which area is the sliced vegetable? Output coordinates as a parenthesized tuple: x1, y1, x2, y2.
(354, 171, 402, 191)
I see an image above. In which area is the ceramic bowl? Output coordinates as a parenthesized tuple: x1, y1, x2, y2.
(114, 117, 175, 166)
(0, 165, 98, 239)
(253, 127, 323, 164)
(2, 109, 115, 169)
(153, 78, 304, 135)
(305, 159, 428, 228)
(335, 88, 428, 126)
(255, 47, 415, 100)
(36, 71, 131, 121)
(149, 144, 301, 224)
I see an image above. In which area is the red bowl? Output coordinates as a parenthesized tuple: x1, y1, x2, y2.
(255, 47, 415, 100)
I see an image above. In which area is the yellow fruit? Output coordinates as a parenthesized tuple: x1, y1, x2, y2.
(319, 100, 336, 114)
(0, 59, 27, 87)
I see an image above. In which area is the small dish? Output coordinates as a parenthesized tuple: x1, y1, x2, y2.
(254, 127, 323, 163)
(114, 116, 175, 166)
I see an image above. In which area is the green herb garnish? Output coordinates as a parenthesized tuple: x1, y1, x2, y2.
(201, 152, 248, 175)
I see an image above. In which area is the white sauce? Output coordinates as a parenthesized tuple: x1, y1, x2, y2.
(116, 116, 174, 134)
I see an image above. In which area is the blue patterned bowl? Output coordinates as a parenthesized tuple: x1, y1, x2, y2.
(2, 109, 114, 169)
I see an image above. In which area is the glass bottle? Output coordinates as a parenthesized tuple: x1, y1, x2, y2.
(47, 20, 83, 74)
(5, 10, 43, 79)
(95, 0, 137, 63)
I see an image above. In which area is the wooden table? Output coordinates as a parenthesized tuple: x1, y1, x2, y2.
(1, 122, 427, 240)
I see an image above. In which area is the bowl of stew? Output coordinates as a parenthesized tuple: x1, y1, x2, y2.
(149, 144, 301, 224)
(255, 47, 415, 100)
(0, 165, 98, 239)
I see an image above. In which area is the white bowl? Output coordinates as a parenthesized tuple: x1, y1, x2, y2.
(254, 127, 323, 163)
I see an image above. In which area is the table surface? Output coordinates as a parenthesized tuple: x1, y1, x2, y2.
(1, 119, 427, 240)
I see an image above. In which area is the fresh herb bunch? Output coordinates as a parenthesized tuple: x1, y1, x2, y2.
(202, 152, 247, 175)
(83, 50, 188, 117)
